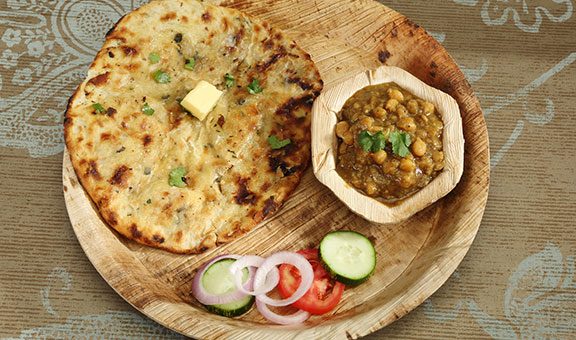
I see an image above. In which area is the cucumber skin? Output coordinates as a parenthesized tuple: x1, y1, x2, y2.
(203, 296, 255, 318)
(319, 231, 376, 287)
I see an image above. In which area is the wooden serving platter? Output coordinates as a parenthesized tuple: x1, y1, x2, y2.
(62, 0, 490, 338)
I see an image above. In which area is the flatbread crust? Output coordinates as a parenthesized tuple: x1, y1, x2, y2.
(64, 0, 323, 253)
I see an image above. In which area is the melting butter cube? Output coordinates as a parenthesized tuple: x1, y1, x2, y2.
(180, 80, 223, 121)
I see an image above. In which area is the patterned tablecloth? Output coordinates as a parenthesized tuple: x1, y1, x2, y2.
(1, 0, 574, 338)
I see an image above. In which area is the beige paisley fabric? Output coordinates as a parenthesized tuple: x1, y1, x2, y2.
(0, 0, 574, 338)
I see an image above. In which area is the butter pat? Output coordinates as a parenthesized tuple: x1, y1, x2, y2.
(180, 80, 223, 121)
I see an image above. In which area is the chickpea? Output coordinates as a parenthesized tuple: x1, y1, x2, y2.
(368, 125, 384, 133)
(353, 102, 361, 110)
(373, 107, 387, 119)
(342, 130, 354, 145)
(399, 158, 416, 172)
(417, 114, 429, 124)
(396, 104, 409, 117)
(335, 121, 350, 138)
(411, 138, 427, 157)
(359, 116, 374, 129)
(407, 99, 419, 114)
(385, 98, 399, 112)
(387, 88, 405, 102)
(400, 172, 416, 188)
(371, 150, 388, 164)
(383, 159, 399, 174)
(422, 101, 435, 115)
(398, 117, 417, 132)
(418, 157, 434, 175)
(416, 129, 428, 139)
(432, 150, 444, 163)
(365, 181, 377, 196)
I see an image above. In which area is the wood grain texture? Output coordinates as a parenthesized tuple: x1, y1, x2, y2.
(312, 66, 465, 224)
(62, 0, 490, 338)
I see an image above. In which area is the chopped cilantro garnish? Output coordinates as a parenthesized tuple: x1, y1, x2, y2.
(152, 70, 171, 84)
(358, 130, 387, 153)
(168, 167, 187, 188)
(92, 103, 106, 114)
(247, 79, 263, 94)
(184, 57, 196, 70)
(224, 73, 235, 88)
(389, 131, 412, 157)
(371, 131, 387, 152)
(142, 103, 155, 116)
(358, 131, 373, 152)
(149, 52, 160, 64)
(267, 135, 291, 150)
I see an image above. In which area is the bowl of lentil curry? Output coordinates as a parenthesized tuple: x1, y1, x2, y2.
(311, 66, 464, 224)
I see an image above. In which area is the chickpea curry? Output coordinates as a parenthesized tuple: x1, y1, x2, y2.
(335, 83, 445, 204)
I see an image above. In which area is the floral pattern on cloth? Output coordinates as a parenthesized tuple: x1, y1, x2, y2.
(423, 244, 576, 338)
(453, 0, 574, 33)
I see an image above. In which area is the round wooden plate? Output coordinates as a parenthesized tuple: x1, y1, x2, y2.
(62, 0, 489, 338)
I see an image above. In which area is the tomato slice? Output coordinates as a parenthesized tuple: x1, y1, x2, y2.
(278, 249, 345, 315)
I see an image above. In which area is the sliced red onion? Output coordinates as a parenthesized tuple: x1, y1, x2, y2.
(229, 255, 279, 296)
(253, 251, 314, 307)
(256, 298, 310, 325)
(191, 254, 254, 306)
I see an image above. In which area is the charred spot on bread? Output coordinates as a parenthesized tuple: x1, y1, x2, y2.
(161, 12, 177, 22)
(262, 196, 277, 217)
(142, 134, 153, 146)
(122, 46, 138, 56)
(201, 10, 212, 23)
(152, 234, 165, 244)
(109, 165, 130, 186)
(235, 178, 257, 205)
(106, 107, 117, 117)
(87, 72, 110, 87)
(129, 224, 142, 238)
(85, 160, 102, 180)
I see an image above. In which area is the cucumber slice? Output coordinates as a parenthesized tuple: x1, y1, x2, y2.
(201, 258, 254, 317)
(319, 231, 376, 286)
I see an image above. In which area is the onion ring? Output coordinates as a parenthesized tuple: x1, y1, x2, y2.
(255, 298, 310, 325)
(229, 255, 279, 296)
(253, 251, 313, 307)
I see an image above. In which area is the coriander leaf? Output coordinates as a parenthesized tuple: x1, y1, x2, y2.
(224, 73, 235, 88)
(149, 52, 160, 64)
(184, 57, 195, 70)
(247, 79, 263, 94)
(371, 131, 387, 152)
(168, 167, 187, 188)
(358, 130, 373, 152)
(267, 135, 291, 150)
(142, 103, 155, 116)
(92, 103, 106, 114)
(389, 131, 412, 157)
(152, 70, 171, 84)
